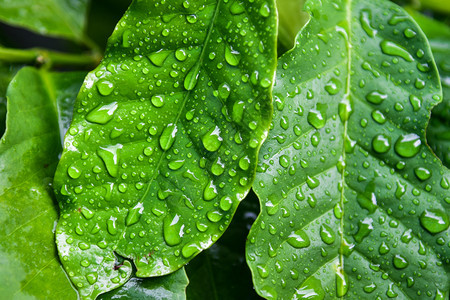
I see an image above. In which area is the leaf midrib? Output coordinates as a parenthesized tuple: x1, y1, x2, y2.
(116, 0, 223, 267)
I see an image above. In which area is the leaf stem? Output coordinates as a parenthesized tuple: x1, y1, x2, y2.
(0, 46, 101, 67)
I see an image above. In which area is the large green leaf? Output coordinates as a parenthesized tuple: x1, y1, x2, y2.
(186, 190, 260, 300)
(408, 11, 450, 167)
(100, 268, 188, 300)
(53, 0, 277, 298)
(0, 0, 89, 41)
(277, 0, 309, 52)
(247, 0, 450, 298)
(0, 67, 85, 299)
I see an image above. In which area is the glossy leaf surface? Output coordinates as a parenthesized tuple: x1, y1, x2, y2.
(0, 0, 89, 41)
(410, 12, 450, 168)
(247, 0, 450, 298)
(0, 63, 19, 136)
(0, 67, 85, 299)
(54, 0, 276, 298)
(100, 268, 188, 300)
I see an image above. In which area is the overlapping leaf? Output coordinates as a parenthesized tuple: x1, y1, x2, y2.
(247, 0, 450, 298)
(0, 67, 85, 299)
(409, 11, 450, 168)
(0, 0, 89, 41)
(54, 0, 276, 298)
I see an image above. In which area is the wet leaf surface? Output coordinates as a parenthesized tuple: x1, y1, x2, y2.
(53, 0, 277, 298)
(247, 0, 450, 298)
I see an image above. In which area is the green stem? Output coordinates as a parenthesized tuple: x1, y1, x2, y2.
(0, 47, 101, 67)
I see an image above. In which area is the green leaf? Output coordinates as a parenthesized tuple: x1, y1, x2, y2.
(247, 0, 450, 298)
(186, 190, 260, 300)
(100, 268, 188, 300)
(0, 67, 85, 299)
(277, 0, 309, 52)
(0, 63, 20, 136)
(408, 11, 450, 167)
(0, 0, 89, 41)
(53, 0, 277, 298)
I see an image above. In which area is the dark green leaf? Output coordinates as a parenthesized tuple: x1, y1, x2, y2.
(0, 0, 89, 41)
(0, 67, 85, 299)
(408, 10, 450, 167)
(186, 190, 261, 300)
(247, 0, 450, 298)
(100, 268, 188, 300)
(53, 0, 277, 298)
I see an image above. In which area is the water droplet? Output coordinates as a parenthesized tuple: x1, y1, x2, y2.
(296, 276, 325, 299)
(325, 78, 341, 95)
(151, 95, 165, 107)
(404, 28, 417, 38)
(414, 167, 431, 181)
(371, 110, 386, 124)
(420, 209, 449, 234)
(230, 1, 245, 15)
(148, 49, 171, 67)
(207, 210, 223, 222)
(202, 126, 223, 152)
(287, 229, 310, 248)
(97, 81, 114, 96)
(364, 283, 377, 293)
(393, 254, 409, 269)
(338, 97, 352, 122)
(409, 95, 421, 111)
(380, 40, 414, 62)
(379, 241, 390, 254)
(107, 217, 118, 235)
(159, 123, 177, 150)
(320, 224, 335, 244)
(225, 46, 241, 66)
(307, 109, 326, 129)
(163, 214, 183, 246)
(86, 273, 98, 284)
(203, 180, 218, 201)
(372, 134, 391, 153)
(353, 218, 373, 242)
(97, 144, 122, 177)
(218, 83, 231, 99)
(360, 9, 377, 37)
(394, 133, 421, 158)
(175, 48, 187, 61)
(126, 202, 143, 226)
(279, 155, 290, 169)
(86, 102, 118, 124)
(168, 159, 185, 171)
(336, 267, 348, 297)
(365, 91, 387, 104)
(220, 196, 233, 211)
(68, 164, 82, 179)
(259, 2, 270, 17)
(184, 65, 200, 90)
(181, 242, 200, 258)
(357, 193, 377, 214)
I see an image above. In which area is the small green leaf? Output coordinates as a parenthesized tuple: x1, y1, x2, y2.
(0, 0, 89, 41)
(99, 268, 188, 300)
(54, 0, 277, 298)
(247, 0, 450, 299)
(0, 67, 85, 299)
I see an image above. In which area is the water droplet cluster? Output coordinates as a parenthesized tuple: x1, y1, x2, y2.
(54, 0, 277, 297)
(247, 0, 449, 299)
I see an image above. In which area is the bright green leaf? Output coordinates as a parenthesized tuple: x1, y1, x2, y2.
(247, 0, 450, 299)
(0, 67, 85, 299)
(277, 0, 309, 51)
(408, 11, 450, 167)
(53, 0, 277, 298)
(0, 0, 89, 41)
(100, 268, 188, 300)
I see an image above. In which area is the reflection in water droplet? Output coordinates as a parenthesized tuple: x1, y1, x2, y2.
(163, 214, 183, 246)
(287, 229, 310, 248)
(202, 126, 223, 152)
(394, 133, 421, 158)
(86, 102, 118, 124)
(148, 49, 171, 67)
(372, 134, 391, 153)
(97, 144, 123, 177)
(380, 40, 414, 62)
(97, 81, 115, 96)
(365, 91, 387, 104)
(225, 46, 241, 66)
(184, 65, 200, 91)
